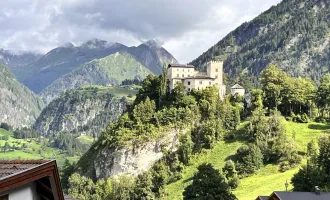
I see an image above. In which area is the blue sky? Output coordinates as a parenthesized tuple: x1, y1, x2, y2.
(0, 0, 281, 62)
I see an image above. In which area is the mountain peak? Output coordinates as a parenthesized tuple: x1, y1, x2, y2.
(142, 39, 163, 49)
(60, 42, 75, 48)
(81, 38, 113, 49)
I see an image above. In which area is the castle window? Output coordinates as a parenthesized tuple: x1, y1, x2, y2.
(182, 74, 184, 77)
(209, 81, 212, 85)
(198, 87, 200, 90)
(188, 88, 191, 92)
(188, 81, 191, 85)
(177, 74, 179, 78)
(215, 75, 218, 79)
(188, 74, 191, 77)
(188, 69, 190, 72)
(216, 68, 218, 72)
(199, 81, 202, 84)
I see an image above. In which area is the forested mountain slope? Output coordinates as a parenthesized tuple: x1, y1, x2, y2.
(40, 52, 152, 103)
(35, 85, 137, 137)
(0, 63, 44, 128)
(191, 0, 330, 83)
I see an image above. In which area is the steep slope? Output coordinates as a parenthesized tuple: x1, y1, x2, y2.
(0, 63, 44, 128)
(18, 39, 128, 93)
(191, 0, 330, 82)
(34, 85, 137, 137)
(40, 52, 152, 103)
(126, 40, 178, 74)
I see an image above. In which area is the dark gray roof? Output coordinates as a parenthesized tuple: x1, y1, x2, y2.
(273, 191, 330, 200)
(256, 196, 269, 200)
(168, 64, 195, 68)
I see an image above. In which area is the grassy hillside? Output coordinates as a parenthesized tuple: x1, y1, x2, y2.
(163, 120, 329, 200)
(0, 128, 81, 165)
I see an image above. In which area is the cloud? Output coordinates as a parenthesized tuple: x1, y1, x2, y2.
(0, 0, 281, 62)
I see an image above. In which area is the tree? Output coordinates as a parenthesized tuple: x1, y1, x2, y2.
(183, 163, 237, 200)
(261, 64, 287, 111)
(250, 89, 263, 109)
(60, 159, 75, 193)
(316, 74, 330, 118)
(135, 74, 161, 107)
(235, 145, 263, 176)
(133, 97, 156, 123)
(68, 173, 96, 200)
(3, 142, 10, 153)
(111, 175, 136, 200)
(134, 172, 155, 200)
(95, 178, 113, 200)
(178, 133, 193, 165)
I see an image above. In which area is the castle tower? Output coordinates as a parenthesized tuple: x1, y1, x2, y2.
(207, 60, 223, 86)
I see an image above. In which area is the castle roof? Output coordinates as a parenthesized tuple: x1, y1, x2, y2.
(231, 84, 244, 89)
(168, 63, 195, 68)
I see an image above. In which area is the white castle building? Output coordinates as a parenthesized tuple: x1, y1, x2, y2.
(167, 61, 226, 97)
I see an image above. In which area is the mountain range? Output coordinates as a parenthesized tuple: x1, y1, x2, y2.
(4, 39, 177, 94)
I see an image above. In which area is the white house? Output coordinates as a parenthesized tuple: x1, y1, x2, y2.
(167, 61, 226, 98)
(231, 84, 245, 96)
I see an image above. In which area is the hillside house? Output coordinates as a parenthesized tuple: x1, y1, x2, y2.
(231, 83, 245, 96)
(256, 190, 330, 200)
(167, 61, 226, 98)
(0, 160, 74, 200)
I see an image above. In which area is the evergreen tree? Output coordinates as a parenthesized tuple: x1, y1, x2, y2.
(183, 163, 237, 200)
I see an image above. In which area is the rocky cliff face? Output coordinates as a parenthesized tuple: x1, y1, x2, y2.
(0, 63, 44, 128)
(94, 129, 180, 179)
(34, 86, 130, 137)
(77, 129, 184, 180)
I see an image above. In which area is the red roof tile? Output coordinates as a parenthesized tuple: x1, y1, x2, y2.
(0, 160, 49, 180)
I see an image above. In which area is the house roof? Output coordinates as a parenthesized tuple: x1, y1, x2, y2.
(271, 191, 330, 200)
(231, 84, 244, 89)
(168, 63, 195, 68)
(0, 160, 64, 200)
(256, 196, 269, 200)
(0, 160, 49, 180)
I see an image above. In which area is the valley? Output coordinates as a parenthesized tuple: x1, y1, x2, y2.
(2, 0, 330, 199)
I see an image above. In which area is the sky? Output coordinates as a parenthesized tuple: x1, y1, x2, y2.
(0, 0, 281, 63)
